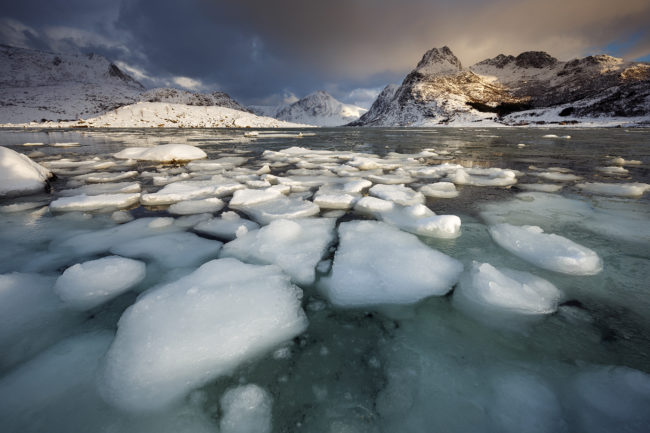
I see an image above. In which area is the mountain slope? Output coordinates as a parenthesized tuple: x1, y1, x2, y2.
(352, 46, 650, 126)
(272, 91, 367, 126)
(0, 44, 145, 123)
(139, 88, 251, 113)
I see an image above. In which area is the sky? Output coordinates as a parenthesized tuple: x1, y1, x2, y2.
(1, 0, 649, 108)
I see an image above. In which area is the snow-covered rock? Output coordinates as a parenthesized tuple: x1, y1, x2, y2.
(0, 146, 52, 196)
(489, 223, 602, 275)
(98, 258, 307, 411)
(321, 221, 463, 306)
(54, 256, 146, 310)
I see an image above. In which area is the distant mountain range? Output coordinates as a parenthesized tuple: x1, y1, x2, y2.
(351, 46, 650, 126)
(1, 44, 648, 127)
(250, 91, 367, 127)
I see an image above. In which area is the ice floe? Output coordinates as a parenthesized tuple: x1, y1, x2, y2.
(141, 178, 243, 205)
(220, 384, 272, 433)
(489, 223, 602, 275)
(576, 182, 650, 198)
(50, 193, 141, 212)
(448, 167, 518, 187)
(114, 144, 207, 162)
(453, 262, 562, 327)
(0, 146, 52, 196)
(419, 182, 459, 198)
(321, 221, 463, 306)
(167, 197, 225, 215)
(369, 184, 425, 206)
(111, 232, 223, 267)
(54, 256, 146, 310)
(193, 211, 260, 240)
(354, 196, 461, 238)
(98, 258, 307, 411)
(221, 218, 335, 285)
(230, 188, 320, 224)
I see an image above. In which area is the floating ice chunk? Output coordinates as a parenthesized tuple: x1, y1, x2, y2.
(230, 189, 320, 225)
(542, 134, 558, 138)
(533, 172, 582, 182)
(221, 218, 335, 285)
(187, 157, 247, 171)
(448, 167, 517, 186)
(369, 184, 425, 206)
(570, 366, 650, 433)
(517, 183, 563, 193)
(489, 223, 602, 275)
(313, 192, 358, 210)
(98, 258, 308, 411)
(141, 179, 243, 205)
(419, 182, 459, 198)
(56, 217, 181, 256)
(355, 196, 461, 238)
(0, 332, 113, 432)
(321, 221, 463, 306)
(607, 156, 641, 166)
(220, 384, 272, 433)
(72, 170, 139, 184)
(114, 144, 207, 162)
(596, 166, 629, 176)
(229, 188, 284, 207)
(576, 182, 650, 198)
(168, 197, 225, 215)
(111, 232, 222, 267)
(367, 173, 415, 184)
(0, 200, 47, 213)
(57, 181, 141, 197)
(409, 163, 463, 179)
(0, 146, 52, 196)
(453, 262, 562, 327)
(488, 372, 567, 433)
(111, 210, 134, 223)
(50, 193, 141, 212)
(194, 211, 260, 241)
(54, 256, 146, 310)
(0, 272, 80, 369)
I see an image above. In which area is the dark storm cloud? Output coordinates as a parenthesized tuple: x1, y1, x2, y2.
(1, 0, 649, 105)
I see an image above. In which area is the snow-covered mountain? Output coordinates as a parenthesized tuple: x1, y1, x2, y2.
(252, 91, 367, 126)
(352, 46, 650, 126)
(0, 44, 145, 123)
(0, 45, 306, 128)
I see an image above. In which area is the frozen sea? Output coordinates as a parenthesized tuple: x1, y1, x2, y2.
(1, 127, 649, 433)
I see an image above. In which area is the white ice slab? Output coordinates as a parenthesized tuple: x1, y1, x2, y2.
(141, 179, 243, 205)
(448, 167, 517, 187)
(114, 144, 207, 162)
(517, 183, 563, 193)
(50, 193, 141, 212)
(220, 384, 272, 433)
(419, 182, 459, 198)
(369, 184, 425, 206)
(355, 196, 461, 238)
(453, 262, 562, 326)
(0, 146, 52, 196)
(57, 182, 141, 197)
(489, 223, 602, 275)
(98, 258, 308, 411)
(167, 197, 225, 215)
(230, 189, 320, 225)
(193, 211, 260, 240)
(321, 221, 463, 306)
(54, 256, 146, 310)
(576, 182, 650, 198)
(111, 232, 223, 267)
(221, 218, 335, 285)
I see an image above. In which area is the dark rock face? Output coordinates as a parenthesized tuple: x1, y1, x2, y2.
(139, 88, 250, 112)
(353, 45, 650, 126)
(514, 51, 558, 68)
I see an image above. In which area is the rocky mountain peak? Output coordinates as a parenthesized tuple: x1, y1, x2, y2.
(514, 51, 558, 68)
(415, 46, 463, 75)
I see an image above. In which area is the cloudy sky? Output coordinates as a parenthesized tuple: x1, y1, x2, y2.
(1, 0, 649, 107)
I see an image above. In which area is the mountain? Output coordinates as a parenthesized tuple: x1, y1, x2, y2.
(139, 88, 251, 112)
(351, 46, 650, 126)
(253, 91, 367, 126)
(0, 44, 145, 123)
